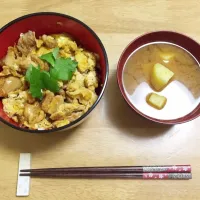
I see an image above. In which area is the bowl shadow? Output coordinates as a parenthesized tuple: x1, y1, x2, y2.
(104, 67, 173, 138)
(0, 122, 80, 154)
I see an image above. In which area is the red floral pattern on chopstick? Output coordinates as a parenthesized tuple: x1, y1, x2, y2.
(143, 173, 192, 179)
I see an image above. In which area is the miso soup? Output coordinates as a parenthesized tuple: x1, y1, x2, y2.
(123, 42, 200, 120)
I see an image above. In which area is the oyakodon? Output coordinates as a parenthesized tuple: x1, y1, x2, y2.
(0, 31, 99, 130)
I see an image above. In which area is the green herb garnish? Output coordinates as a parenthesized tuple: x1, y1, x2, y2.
(26, 48, 77, 99)
(50, 58, 77, 81)
(41, 71, 59, 93)
(25, 65, 32, 82)
(52, 47, 59, 59)
(40, 47, 59, 67)
(40, 52, 55, 67)
(26, 65, 45, 99)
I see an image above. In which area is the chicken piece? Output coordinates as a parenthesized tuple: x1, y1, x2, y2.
(66, 70, 85, 92)
(66, 87, 97, 106)
(42, 35, 57, 48)
(3, 47, 19, 71)
(0, 76, 22, 97)
(3, 46, 35, 72)
(36, 47, 52, 57)
(41, 91, 54, 112)
(30, 54, 49, 71)
(23, 118, 52, 130)
(84, 71, 98, 90)
(17, 31, 37, 56)
(24, 102, 45, 124)
(41, 91, 64, 114)
(75, 49, 96, 72)
(53, 34, 77, 51)
(53, 119, 70, 128)
(17, 55, 37, 70)
(13, 45, 21, 58)
(50, 103, 85, 121)
(3, 47, 16, 67)
(0, 66, 22, 77)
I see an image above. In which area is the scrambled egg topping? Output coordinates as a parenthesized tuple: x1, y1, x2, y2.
(0, 31, 99, 130)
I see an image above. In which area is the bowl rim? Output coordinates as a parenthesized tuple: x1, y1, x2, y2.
(0, 12, 109, 133)
(117, 30, 200, 124)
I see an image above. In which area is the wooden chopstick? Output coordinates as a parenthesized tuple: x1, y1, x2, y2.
(20, 172, 192, 180)
(20, 165, 191, 173)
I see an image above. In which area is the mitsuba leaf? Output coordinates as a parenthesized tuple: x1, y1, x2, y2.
(51, 58, 78, 81)
(41, 71, 59, 93)
(40, 52, 55, 67)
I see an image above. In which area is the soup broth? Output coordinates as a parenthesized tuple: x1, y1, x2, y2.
(123, 42, 200, 120)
